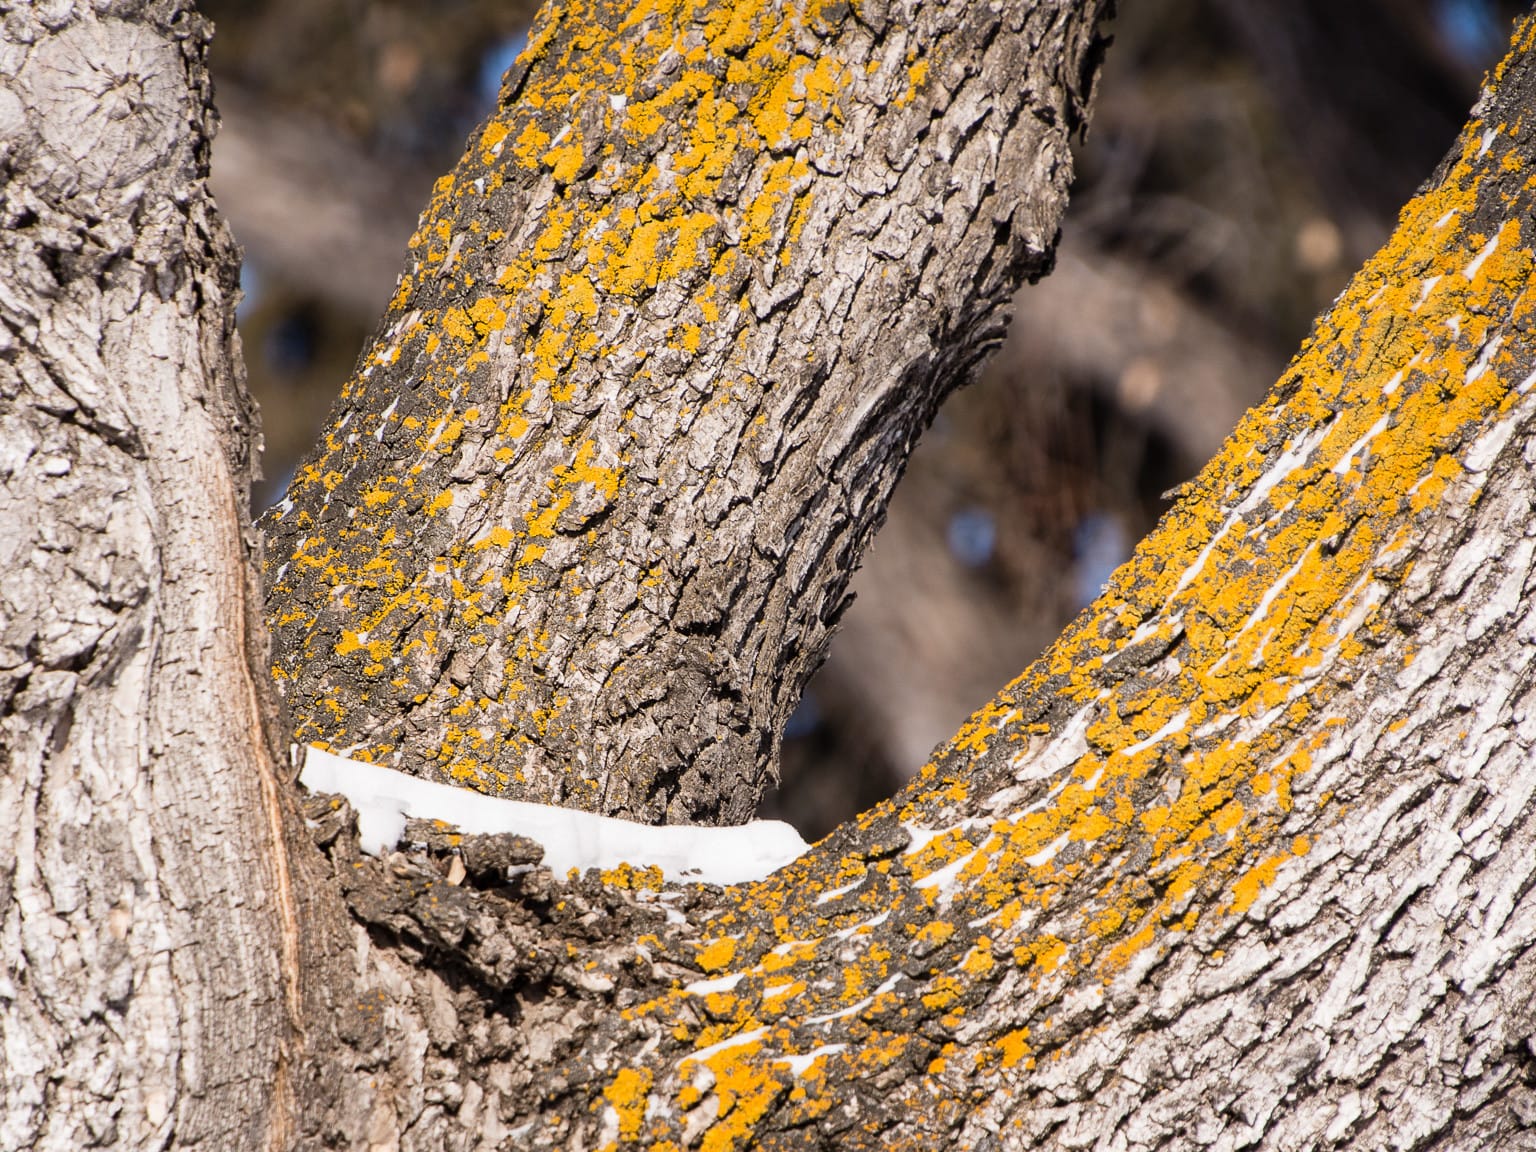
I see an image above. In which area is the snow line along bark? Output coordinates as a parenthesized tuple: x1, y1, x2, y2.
(281, 17, 1536, 1149)
(301, 744, 807, 882)
(263, 0, 1112, 824)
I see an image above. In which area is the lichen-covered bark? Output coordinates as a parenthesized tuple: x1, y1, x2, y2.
(262, 0, 1111, 824)
(19, 3, 1536, 1151)
(279, 16, 1536, 1151)
(0, 5, 297, 1148)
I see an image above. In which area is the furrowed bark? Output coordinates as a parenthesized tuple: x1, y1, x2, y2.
(0, 5, 297, 1148)
(17, 3, 1536, 1151)
(279, 16, 1536, 1151)
(262, 0, 1112, 824)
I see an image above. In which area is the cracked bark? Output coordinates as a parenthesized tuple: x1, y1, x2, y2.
(13, 2, 1536, 1151)
(261, 0, 1112, 825)
(0, 6, 297, 1148)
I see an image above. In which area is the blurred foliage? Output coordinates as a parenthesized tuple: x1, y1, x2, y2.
(209, 0, 1527, 838)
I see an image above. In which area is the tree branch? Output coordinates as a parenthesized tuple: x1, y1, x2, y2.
(284, 14, 1536, 1150)
(0, 6, 297, 1147)
(263, 0, 1113, 824)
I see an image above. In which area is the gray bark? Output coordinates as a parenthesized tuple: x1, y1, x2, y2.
(261, 0, 1112, 825)
(0, 5, 296, 1148)
(12, 2, 1536, 1151)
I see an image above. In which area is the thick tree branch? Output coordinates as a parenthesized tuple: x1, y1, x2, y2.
(263, 0, 1113, 824)
(281, 16, 1536, 1150)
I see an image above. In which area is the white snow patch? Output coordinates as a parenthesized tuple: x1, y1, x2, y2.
(375, 398, 398, 442)
(1465, 334, 1504, 384)
(816, 875, 867, 904)
(299, 745, 809, 884)
(1478, 126, 1499, 158)
(901, 823, 948, 856)
(1435, 209, 1458, 229)
(913, 849, 979, 894)
(833, 909, 890, 941)
(773, 1045, 845, 1076)
(1464, 403, 1526, 472)
(804, 998, 872, 1026)
(1169, 418, 1334, 600)
(683, 1027, 768, 1065)
(803, 975, 903, 1026)
(1383, 351, 1422, 396)
(1024, 833, 1069, 869)
(1464, 234, 1500, 281)
(609, 93, 627, 111)
(685, 972, 746, 996)
(768, 938, 814, 957)
(1331, 415, 1390, 474)
(1411, 275, 1441, 311)
(1011, 702, 1094, 782)
(1116, 709, 1190, 761)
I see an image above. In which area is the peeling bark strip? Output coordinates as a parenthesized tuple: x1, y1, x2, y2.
(263, 0, 1111, 823)
(0, 6, 295, 1151)
(272, 18, 1536, 1152)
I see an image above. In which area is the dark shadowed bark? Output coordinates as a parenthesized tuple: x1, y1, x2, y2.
(12, 1, 1536, 1150)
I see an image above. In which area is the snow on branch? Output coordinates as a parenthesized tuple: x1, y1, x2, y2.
(299, 745, 810, 885)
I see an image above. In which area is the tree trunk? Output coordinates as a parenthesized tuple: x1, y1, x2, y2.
(13, 1, 1536, 1150)
(0, 6, 299, 1148)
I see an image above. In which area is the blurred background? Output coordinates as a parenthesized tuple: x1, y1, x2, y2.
(204, 0, 1528, 838)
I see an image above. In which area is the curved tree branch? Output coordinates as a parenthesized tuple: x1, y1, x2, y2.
(283, 14, 1536, 1150)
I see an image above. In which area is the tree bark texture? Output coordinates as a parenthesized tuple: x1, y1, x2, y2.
(276, 16, 1536, 1151)
(15, 3, 1536, 1152)
(0, 4, 300, 1149)
(262, 0, 1111, 824)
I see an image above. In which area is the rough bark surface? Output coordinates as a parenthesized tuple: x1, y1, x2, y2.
(279, 18, 1536, 1152)
(262, 0, 1111, 824)
(16, 3, 1536, 1152)
(0, 4, 299, 1149)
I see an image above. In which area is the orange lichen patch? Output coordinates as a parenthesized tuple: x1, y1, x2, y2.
(992, 1027, 1033, 1069)
(697, 937, 738, 973)
(697, 1046, 787, 1152)
(600, 862, 666, 890)
(603, 1067, 653, 1142)
(606, 35, 1536, 1131)
(852, 32, 1536, 1015)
